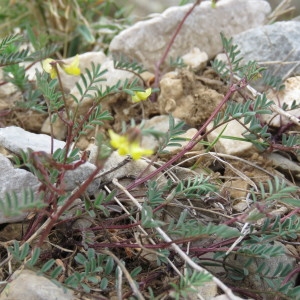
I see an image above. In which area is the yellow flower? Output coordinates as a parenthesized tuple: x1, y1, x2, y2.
(42, 58, 57, 79)
(108, 129, 153, 160)
(132, 88, 152, 103)
(42, 55, 81, 79)
(61, 54, 81, 76)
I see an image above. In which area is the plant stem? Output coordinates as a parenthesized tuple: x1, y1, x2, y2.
(37, 165, 102, 246)
(152, 0, 202, 100)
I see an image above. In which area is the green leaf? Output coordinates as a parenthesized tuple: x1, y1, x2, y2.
(40, 259, 55, 273)
(77, 24, 95, 43)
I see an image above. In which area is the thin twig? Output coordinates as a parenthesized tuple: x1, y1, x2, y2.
(101, 249, 145, 300)
(116, 266, 123, 300)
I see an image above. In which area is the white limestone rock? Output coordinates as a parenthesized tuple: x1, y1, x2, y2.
(206, 119, 258, 156)
(109, 0, 271, 71)
(182, 47, 208, 71)
(0, 126, 65, 154)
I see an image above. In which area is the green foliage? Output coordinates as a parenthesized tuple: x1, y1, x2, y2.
(168, 210, 239, 239)
(8, 241, 31, 262)
(212, 33, 265, 82)
(169, 56, 186, 68)
(72, 63, 108, 103)
(0, 189, 46, 217)
(169, 270, 212, 300)
(66, 249, 114, 292)
(146, 180, 172, 206)
(262, 71, 285, 91)
(114, 57, 147, 74)
(282, 133, 300, 156)
(141, 203, 165, 228)
(174, 175, 218, 198)
(251, 177, 299, 207)
(154, 114, 187, 154)
(76, 105, 113, 137)
(212, 33, 243, 79)
(0, 0, 129, 56)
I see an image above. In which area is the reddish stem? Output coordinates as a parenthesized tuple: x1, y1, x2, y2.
(152, 0, 202, 99)
(37, 165, 102, 246)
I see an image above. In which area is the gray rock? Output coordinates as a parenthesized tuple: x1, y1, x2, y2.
(233, 21, 300, 82)
(141, 115, 181, 150)
(0, 154, 40, 224)
(0, 126, 65, 154)
(96, 151, 167, 186)
(63, 161, 101, 194)
(0, 269, 74, 300)
(109, 0, 270, 71)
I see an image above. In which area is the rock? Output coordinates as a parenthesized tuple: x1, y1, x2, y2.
(95, 151, 167, 186)
(0, 269, 74, 300)
(63, 161, 101, 194)
(0, 154, 40, 224)
(109, 0, 271, 71)
(206, 118, 258, 156)
(232, 21, 300, 84)
(263, 76, 300, 127)
(0, 126, 100, 199)
(181, 47, 208, 71)
(169, 280, 218, 299)
(267, 152, 300, 177)
(115, 0, 178, 17)
(158, 70, 223, 127)
(141, 115, 183, 150)
(41, 113, 67, 141)
(0, 126, 65, 154)
(67, 59, 136, 114)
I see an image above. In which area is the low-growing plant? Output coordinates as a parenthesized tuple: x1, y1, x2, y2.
(0, 1, 299, 299)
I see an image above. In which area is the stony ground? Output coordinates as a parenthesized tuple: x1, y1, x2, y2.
(0, 1, 300, 300)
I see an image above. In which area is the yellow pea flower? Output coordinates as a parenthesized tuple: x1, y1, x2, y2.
(132, 88, 152, 103)
(61, 54, 81, 76)
(42, 58, 57, 79)
(42, 55, 81, 79)
(108, 129, 153, 160)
